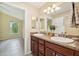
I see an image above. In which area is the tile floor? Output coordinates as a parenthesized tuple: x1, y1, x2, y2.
(0, 38, 24, 56)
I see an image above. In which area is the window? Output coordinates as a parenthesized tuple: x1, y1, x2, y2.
(9, 21, 18, 33)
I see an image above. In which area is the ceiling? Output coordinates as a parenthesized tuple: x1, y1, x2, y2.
(0, 3, 24, 20)
(49, 2, 72, 16)
(1, 2, 73, 18)
(28, 2, 46, 8)
(28, 2, 72, 16)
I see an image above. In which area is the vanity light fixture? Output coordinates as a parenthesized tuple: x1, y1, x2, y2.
(43, 4, 61, 14)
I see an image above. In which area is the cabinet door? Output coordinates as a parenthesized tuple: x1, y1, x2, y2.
(56, 52, 63, 56)
(39, 43, 44, 55)
(39, 52, 44, 56)
(45, 47, 55, 56)
(75, 51, 79, 56)
(31, 40, 38, 56)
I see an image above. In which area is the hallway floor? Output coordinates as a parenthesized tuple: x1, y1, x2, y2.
(0, 38, 24, 56)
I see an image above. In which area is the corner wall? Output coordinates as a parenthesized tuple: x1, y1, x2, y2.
(0, 12, 23, 40)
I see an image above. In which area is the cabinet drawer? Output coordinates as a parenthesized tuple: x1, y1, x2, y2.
(39, 39, 44, 45)
(45, 47, 55, 56)
(39, 43, 44, 54)
(45, 41, 74, 56)
(31, 36, 38, 42)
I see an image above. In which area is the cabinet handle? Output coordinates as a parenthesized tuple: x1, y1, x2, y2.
(52, 52, 55, 55)
(40, 48, 43, 51)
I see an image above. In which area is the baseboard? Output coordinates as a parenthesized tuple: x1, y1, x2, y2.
(24, 51, 32, 55)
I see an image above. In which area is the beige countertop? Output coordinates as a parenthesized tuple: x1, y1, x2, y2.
(31, 34, 79, 51)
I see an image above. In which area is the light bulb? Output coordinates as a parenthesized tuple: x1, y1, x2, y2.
(52, 4, 56, 8)
(43, 9, 47, 13)
(32, 17, 36, 20)
(47, 7, 51, 10)
(51, 9, 54, 12)
(55, 7, 61, 11)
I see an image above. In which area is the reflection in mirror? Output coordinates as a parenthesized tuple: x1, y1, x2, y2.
(40, 18, 45, 30)
(52, 17, 65, 34)
(47, 18, 52, 32)
(32, 17, 36, 29)
(32, 19, 37, 29)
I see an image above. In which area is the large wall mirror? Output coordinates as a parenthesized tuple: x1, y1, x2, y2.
(31, 17, 46, 32)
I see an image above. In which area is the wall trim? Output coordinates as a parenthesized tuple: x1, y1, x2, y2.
(24, 51, 31, 55)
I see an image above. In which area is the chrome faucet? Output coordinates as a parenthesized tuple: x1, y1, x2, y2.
(60, 32, 66, 37)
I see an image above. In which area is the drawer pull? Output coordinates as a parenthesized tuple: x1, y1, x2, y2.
(52, 52, 55, 55)
(40, 48, 43, 51)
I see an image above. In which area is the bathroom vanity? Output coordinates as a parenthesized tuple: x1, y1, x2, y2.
(31, 34, 79, 56)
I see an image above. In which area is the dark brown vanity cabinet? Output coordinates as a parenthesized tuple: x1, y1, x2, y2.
(31, 35, 79, 56)
(31, 36, 45, 56)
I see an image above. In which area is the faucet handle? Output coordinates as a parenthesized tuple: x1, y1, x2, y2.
(54, 33, 59, 37)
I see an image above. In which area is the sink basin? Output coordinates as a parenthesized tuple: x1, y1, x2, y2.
(33, 33, 44, 36)
(51, 37, 74, 43)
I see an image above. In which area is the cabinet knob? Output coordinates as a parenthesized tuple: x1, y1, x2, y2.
(40, 48, 43, 51)
(52, 52, 55, 55)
